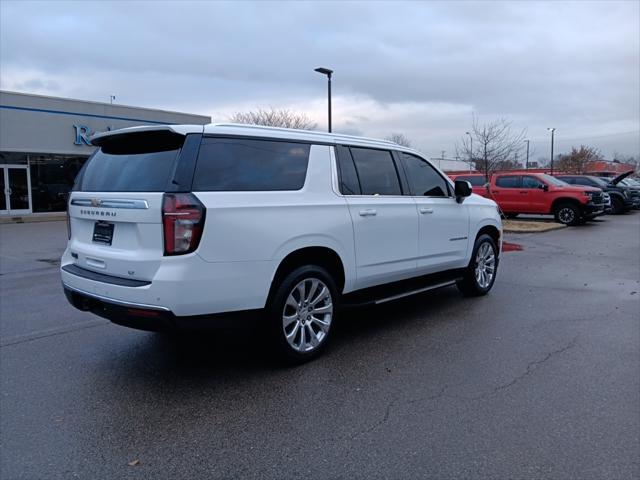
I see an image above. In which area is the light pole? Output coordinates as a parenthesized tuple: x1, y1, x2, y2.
(524, 139, 530, 169)
(314, 67, 333, 133)
(466, 131, 473, 164)
(547, 128, 556, 174)
(109, 95, 116, 104)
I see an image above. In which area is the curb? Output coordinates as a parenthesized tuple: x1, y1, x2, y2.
(503, 220, 567, 233)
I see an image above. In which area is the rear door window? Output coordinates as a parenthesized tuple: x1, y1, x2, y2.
(496, 175, 521, 188)
(349, 147, 402, 196)
(193, 138, 310, 191)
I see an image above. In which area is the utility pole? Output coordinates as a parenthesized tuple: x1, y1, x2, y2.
(548, 128, 556, 174)
(314, 67, 333, 132)
(524, 139, 530, 170)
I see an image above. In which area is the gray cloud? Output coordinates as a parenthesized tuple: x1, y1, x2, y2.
(1, 0, 638, 158)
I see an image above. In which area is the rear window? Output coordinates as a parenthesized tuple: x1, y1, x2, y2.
(77, 130, 183, 192)
(79, 149, 179, 192)
(457, 175, 485, 186)
(193, 138, 310, 191)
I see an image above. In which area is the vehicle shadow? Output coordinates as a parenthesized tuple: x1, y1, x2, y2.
(97, 285, 467, 381)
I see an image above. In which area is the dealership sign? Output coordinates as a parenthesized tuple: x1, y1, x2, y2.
(73, 125, 113, 146)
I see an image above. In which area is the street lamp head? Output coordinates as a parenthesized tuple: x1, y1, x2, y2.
(547, 127, 555, 132)
(314, 67, 333, 77)
(465, 131, 470, 135)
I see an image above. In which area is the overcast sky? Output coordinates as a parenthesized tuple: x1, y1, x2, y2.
(1, 0, 639, 160)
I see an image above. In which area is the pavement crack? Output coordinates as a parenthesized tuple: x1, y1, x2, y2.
(491, 335, 579, 395)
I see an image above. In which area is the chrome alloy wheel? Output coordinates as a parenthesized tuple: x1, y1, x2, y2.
(282, 278, 333, 353)
(558, 207, 575, 224)
(474, 242, 496, 289)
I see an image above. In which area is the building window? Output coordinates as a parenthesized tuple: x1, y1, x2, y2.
(29, 153, 88, 212)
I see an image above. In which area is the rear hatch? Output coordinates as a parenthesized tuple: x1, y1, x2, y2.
(67, 128, 187, 282)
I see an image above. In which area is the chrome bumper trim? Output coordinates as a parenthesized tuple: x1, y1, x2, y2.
(62, 283, 171, 312)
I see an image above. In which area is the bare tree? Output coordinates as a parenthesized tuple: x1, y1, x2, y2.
(457, 116, 527, 182)
(385, 133, 412, 148)
(229, 107, 317, 130)
(555, 145, 602, 173)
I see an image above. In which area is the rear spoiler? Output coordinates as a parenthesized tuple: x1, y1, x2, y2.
(90, 125, 204, 147)
(90, 125, 204, 154)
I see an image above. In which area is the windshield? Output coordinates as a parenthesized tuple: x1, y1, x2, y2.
(587, 176, 610, 187)
(539, 174, 568, 186)
(621, 178, 640, 186)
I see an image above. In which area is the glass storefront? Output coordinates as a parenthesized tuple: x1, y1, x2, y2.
(0, 151, 88, 213)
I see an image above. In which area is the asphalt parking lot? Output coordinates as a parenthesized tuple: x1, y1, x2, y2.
(1, 214, 639, 479)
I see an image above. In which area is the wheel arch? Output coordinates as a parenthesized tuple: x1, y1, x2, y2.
(550, 197, 582, 214)
(267, 245, 348, 308)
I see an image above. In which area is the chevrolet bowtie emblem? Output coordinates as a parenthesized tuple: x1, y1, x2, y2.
(90, 198, 102, 207)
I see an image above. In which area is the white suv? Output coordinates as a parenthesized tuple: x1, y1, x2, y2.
(62, 123, 502, 362)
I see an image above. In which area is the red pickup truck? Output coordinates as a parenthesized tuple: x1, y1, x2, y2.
(451, 172, 606, 225)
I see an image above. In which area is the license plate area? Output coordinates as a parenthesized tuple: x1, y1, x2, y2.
(92, 221, 114, 245)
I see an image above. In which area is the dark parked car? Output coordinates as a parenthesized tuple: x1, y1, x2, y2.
(556, 173, 635, 214)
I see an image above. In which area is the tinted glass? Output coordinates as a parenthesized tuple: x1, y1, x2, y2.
(496, 175, 521, 188)
(80, 149, 178, 192)
(457, 175, 485, 186)
(540, 174, 567, 186)
(193, 138, 310, 191)
(399, 152, 449, 196)
(335, 145, 361, 195)
(522, 176, 545, 189)
(350, 148, 401, 195)
(558, 176, 576, 184)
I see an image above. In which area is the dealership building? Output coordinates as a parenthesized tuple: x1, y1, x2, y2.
(0, 90, 210, 217)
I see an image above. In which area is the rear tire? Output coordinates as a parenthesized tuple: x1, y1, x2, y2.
(554, 202, 580, 225)
(457, 234, 498, 297)
(266, 265, 338, 364)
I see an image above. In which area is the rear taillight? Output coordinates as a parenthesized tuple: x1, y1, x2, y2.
(162, 193, 206, 256)
(66, 197, 71, 239)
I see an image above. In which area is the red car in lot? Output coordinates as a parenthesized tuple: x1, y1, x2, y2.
(450, 172, 606, 225)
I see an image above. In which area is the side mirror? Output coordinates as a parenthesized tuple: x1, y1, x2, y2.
(542, 184, 549, 192)
(454, 180, 472, 203)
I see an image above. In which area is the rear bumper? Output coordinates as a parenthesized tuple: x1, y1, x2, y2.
(63, 284, 261, 332)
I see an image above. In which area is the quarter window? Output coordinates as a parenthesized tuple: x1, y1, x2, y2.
(495, 175, 521, 188)
(193, 138, 310, 191)
(398, 152, 449, 197)
(349, 147, 402, 196)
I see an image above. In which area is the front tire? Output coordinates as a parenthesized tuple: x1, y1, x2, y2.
(554, 202, 580, 225)
(610, 196, 624, 215)
(266, 265, 338, 363)
(457, 234, 498, 297)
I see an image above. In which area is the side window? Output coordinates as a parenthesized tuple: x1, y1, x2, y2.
(522, 176, 545, 189)
(334, 145, 361, 195)
(496, 175, 521, 188)
(398, 152, 449, 196)
(349, 147, 402, 196)
(193, 138, 310, 191)
(559, 177, 574, 184)
(458, 175, 485, 187)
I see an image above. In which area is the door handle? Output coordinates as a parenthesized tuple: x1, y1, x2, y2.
(519, 191, 529, 194)
(419, 207, 434, 214)
(359, 209, 377, 217)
